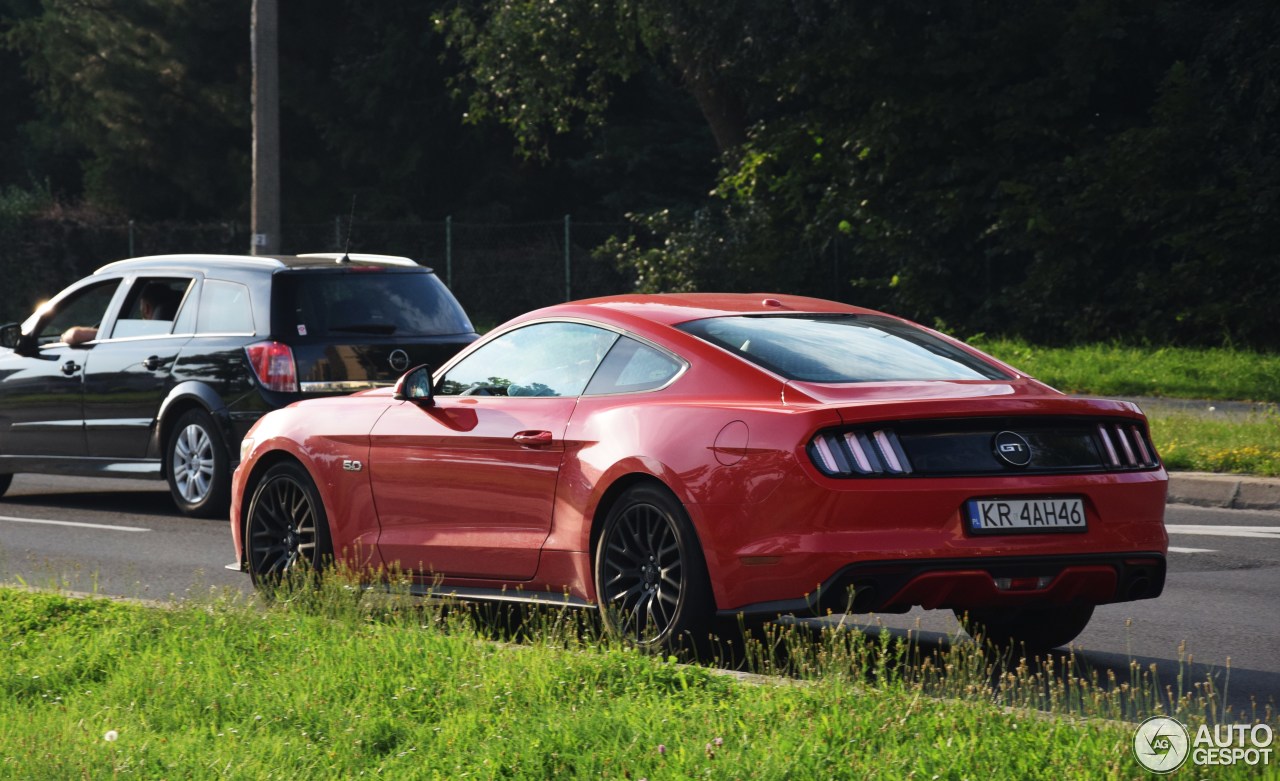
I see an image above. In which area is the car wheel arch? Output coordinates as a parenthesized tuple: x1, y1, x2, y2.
(154, 382, 233, 468)
(585, 472, 719, 609)
(237, 450, 312, 559)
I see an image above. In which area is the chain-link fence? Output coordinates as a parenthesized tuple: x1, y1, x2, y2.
(0, 215, 635, 329)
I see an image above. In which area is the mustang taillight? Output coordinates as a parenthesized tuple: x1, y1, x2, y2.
(1097, 422, 1159, 468)
(809, 428, 913, 476)
(245, 341, 298, 392)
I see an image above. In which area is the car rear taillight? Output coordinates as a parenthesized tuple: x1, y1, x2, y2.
(809, 428, 913, 476)
(1096, 422, 1159, 469)
(245, 341, 298, 392)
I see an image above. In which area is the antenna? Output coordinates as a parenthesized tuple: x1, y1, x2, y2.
(339, 194, 356, 263)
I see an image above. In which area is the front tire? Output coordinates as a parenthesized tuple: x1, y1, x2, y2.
(955, 604, 1095, 652)
(594, 484, 715, 653)
(244, 461, 333, 589)
(166, 408, 230, 518)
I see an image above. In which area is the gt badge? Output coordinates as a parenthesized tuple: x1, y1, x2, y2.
(992, 431, 1032, 467)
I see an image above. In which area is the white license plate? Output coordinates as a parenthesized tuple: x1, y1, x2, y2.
(965, 497, 1087, 534)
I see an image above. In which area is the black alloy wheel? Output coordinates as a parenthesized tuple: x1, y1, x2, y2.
(244, 461, 332, 588)
(594, 484, 715, 652)
(165, 407, 230, 518)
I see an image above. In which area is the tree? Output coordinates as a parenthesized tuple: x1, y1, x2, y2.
(592, 0, 1280, 348)
(4, 0, 252, 217)
(436, 0, 808, 156)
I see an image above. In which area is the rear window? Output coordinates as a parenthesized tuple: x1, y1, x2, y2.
(274, 270, 473, 338)
(677, 314, 1010, 383)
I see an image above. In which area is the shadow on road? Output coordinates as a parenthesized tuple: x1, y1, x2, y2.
(1, 490, 187, 520)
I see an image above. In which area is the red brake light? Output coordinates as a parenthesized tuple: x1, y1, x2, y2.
(245, 341, 298, 392)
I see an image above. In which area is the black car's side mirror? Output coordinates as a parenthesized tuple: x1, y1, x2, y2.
(0, 323, 23, 351)
(393, 364, 434, 405)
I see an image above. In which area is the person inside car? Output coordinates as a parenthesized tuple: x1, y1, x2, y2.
(62, 282, 179, 346)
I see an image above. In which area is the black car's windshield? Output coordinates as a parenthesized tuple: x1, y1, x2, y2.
(677, 314, 1011, 383)
(275, 270, 473, 338)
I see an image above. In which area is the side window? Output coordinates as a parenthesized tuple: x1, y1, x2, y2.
(35, 280, 121, 346)
(109, 277, 193, 338)
(196, 280, 255, 334)
(437, 322, 619, 397)
(584, 337, 685, 395)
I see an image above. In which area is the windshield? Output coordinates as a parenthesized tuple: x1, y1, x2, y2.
(677, 314, 1011, 383)
(274, 270, 473, 338)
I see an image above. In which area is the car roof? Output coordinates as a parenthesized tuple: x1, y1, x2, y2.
(519, 293, 878, 328)
(93, 252, 427, 275)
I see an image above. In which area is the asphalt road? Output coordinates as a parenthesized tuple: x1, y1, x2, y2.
(2, 473, 1278, 718)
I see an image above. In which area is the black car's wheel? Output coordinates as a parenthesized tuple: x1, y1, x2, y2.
(594, 484, 715, 653)
(955, 604, 1095, 653)
(0, 473, 12, 498)
(244, 461, 333, 588)
(166, 408, 230, 518)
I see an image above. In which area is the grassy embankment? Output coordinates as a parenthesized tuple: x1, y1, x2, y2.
(974, 339, 1280, 476)
(1, 583, 1272, 780)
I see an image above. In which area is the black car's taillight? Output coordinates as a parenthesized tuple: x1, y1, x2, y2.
(245, 341, 299, 392)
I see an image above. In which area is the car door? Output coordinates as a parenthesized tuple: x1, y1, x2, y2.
(0, 277, 124, 459)
(368, 321, 620, 581)
(82, 276, 196, 458)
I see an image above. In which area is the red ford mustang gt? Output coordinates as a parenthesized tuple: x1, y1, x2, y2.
(229, 294, 1167, 651)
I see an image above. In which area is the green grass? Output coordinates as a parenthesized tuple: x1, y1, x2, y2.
(0, 583, 1273, 780)
(970, 338, 1280, 403)
(1151, 412, 1280, 477)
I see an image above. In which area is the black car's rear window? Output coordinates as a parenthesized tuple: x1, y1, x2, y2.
(676, 314, 1011, 383)
(274, 270, 473, 338)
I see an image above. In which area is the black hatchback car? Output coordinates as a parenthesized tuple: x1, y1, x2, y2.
(0, 253, 478, 517)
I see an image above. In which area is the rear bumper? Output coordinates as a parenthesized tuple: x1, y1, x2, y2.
(691, 463, 1169, 613)
(720, 552, 1166, 618)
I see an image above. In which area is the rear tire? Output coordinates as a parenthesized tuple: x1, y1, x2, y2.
(166, 408, 230, 518)
(0, 473, 12, 498)
(594, 484, 716, 655)
(244, 461, 333, 589)
(955, 604, 1095, 653)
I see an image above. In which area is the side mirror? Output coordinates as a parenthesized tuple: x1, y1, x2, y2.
(393, 364, 434, 405)
(0, 323, 23, 351)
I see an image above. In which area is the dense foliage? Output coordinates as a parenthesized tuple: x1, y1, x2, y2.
(2, 0, 1277, 347)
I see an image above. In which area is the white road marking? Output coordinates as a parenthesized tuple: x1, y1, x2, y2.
(1168, 546, 1218, 554)
(1165, 524, 1280, 540)
(0, 515, 150, 533)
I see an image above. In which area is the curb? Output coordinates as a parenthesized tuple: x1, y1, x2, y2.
(1167, 471, 1280, 512)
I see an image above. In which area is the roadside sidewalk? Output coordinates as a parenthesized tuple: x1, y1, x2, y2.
(1168, 471, 1280, 512)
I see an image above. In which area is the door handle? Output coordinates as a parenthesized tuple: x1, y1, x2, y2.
(143, 355, 164, 371)
(513, 430, 554, 447)
(61, 360, 81, 376)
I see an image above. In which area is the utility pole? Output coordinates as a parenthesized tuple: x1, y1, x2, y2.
(251, 0, 281, 255)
